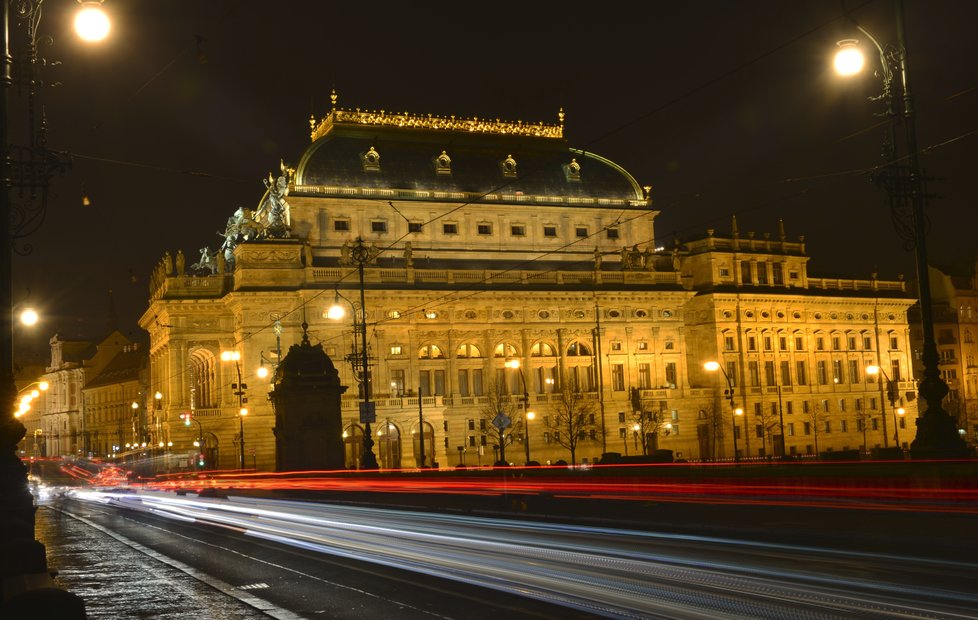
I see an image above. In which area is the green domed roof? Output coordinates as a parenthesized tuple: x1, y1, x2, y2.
(294, 108, 645, 204)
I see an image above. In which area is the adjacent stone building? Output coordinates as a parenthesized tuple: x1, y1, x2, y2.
(140, 100, 918, 470)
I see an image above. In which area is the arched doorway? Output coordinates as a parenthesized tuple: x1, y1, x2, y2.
(344, 424, 363, 469)
(378, 421, 401, 469)
(411, 420, 435, 467)
(201, 432, 219, 470)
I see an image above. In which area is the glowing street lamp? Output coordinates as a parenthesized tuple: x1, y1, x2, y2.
(19, 307, 38, 326)
(74, 2, 111, 43)
(837, 1, 966, 457)
(832, 39, 864, 76)
(221, 350, 248, 469)
(704, 361, 742, 462)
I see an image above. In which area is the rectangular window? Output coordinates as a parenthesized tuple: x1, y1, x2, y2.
(477, 223, 492, 235)
(391, 369, 405, 395)
(665, 363, 677, 388)
(787, 422, 795, 436)
(780, 361, 792, 386)
(889, 336, 899, 350)
(611, 364, 625, 391)
(795, 336, 805, 351)
(833, 359, 844, 384)
(832, 337, 841, 351)
(724, 336, 735, 351)
(443, 223, 458, 234)
(371, 220, 387, 233)
(543, 226, 557, 237)
(719, 267, 730, 277)
(749, 361, 760, 387)
(863, 336, 872, 350)
(848, 336, 857, 350)
(757, 263, 768, 285)
(764, 361, 775, 385)
(821, 399, 830, 413)
(872, 418, 879, 430)
(611, 341, 622, 351)
(511, 224, 526, 236)
(390, 345, 402, 355)
(764, 336, 773, 351)
(458, 370, 469, 397)
(638, 363, 651, 389)
(779, 337, 787, 351)
(891, 360, 901, 381)
(786, 401, 794, 414)
(409, 222, 423, 233)
(839, 398, 846, 412)
(756, 424, 764, 439)
(726, 361, 738, 387)
(748, 336, 757, 351)
(433, 370, 446, 396)
(804, 422, 811, 435)
(334, 219, 350, 232)
(617, 411, 626, 423)
(802, 400, 810, 414)
(841, 420, 848, 432)
(606, 228, 620, 240)
(637, 341, 648, 351)
(824, 421, 831, 433)
(472, 369, 484, 396)
(741, 262, 752, 284)
(796, 361, 807, 386)
(419, 370, 431, 396)
(817, 361, 828, 385)
(575, 226, 588, 238)
(849, 359, 861, 384)
(772, 262, 784, 285)
(855, 398, 863, 411)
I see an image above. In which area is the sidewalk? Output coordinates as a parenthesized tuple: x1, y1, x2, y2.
(35, 502, 269, 619)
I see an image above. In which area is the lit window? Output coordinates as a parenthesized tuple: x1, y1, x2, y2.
(390, 345, 403, 355)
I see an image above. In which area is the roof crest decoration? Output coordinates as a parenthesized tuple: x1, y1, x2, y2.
(309, 104, 565, 142)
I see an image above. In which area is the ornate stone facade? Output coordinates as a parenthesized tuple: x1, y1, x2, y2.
(140, 105, 917, 470)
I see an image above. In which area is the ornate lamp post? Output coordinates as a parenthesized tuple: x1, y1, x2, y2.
(834, 0, 966, 457)
(705, 361, 744, 462)
(329, 237, 380, 469)
(220, 350, 248, 469)
(505, 359, 534, 465)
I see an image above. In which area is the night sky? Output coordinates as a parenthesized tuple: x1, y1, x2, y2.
(11, 0, 978, 361)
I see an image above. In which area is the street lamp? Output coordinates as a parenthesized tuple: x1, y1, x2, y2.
(505, 358, 533, 465)
(74, 2, 111, 42)
(221, 350, 248, 469)
(329, 237, 381, 469)
(835, 1, 966, 457)
(704, 361, 743, 462)
(866, 364, 902, 450)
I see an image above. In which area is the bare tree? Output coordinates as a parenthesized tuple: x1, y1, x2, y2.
(478, 382, 520, 465)
(804, 402, 827, 458)
(854, 408, 873, 452)
(704, 403, 725, 460)
(758, 404, 781, 457)
(546, 382, 599, 465)
(628, 388, 665, 455)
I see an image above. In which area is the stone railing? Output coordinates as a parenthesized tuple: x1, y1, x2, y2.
(807, 277, 906, 293)
(311, 266, 679, 287)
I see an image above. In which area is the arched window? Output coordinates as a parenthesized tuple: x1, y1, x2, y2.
(377, 421, 401, 469)
(456, 343, 482, 358)
(343, 424, 363, 469)
(419, 344, 444, 359)
(188, 348, 217, 409)
(493, 342, 518, 358)
(566, 341, 592, 357)
(530, 342, 556, 357)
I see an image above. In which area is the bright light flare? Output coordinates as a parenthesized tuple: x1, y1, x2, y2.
(866, 365, 881, 375)
(74, 3, 111, 42)
(704, 361, 720, 372)
(20, 308, 39, 326)
(834, 40, 865, 76)
(325, 304, 345, 320)
(256, 366, 269, 379)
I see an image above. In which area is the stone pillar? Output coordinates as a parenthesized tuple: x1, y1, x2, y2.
(270, 330, 347, 471)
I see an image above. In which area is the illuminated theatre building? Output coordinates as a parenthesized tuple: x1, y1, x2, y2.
(141, 102, 917, 470)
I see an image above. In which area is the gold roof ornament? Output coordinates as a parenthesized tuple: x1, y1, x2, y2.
(330, 88, 338, 110)
(309, 106, 565, 142)
(558, 107, 565, 126)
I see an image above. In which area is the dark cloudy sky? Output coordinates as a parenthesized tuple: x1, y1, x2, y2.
(11, 0, 978, 360)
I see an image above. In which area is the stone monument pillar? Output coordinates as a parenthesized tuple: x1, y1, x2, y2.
(270, 324, 347, 471)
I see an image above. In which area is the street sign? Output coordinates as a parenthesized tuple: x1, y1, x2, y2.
(492, 412, 511, 430)
(359, 402, 376, 423)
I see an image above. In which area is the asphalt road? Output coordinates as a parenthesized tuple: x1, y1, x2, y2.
(49, 489, 978, 619)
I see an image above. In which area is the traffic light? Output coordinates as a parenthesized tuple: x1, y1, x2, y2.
(886, 380, 899, 406)
(180, 412, 191, 427)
